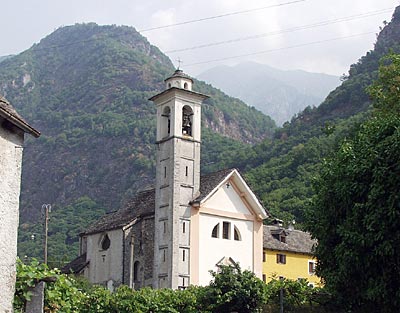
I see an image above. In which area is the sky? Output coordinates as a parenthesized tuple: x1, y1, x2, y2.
(1, 0, 399, 77)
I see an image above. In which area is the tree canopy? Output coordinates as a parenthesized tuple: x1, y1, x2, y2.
(306, 53, 400, 311)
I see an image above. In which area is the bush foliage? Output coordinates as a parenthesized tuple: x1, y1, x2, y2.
(15, 260, 331, 313)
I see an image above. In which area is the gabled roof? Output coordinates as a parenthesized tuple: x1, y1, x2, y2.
(263, 225, 316, 255)
(193, 168, 269, 220)
(83, 168, 268, 236)
(0, 95, 40, 137)
(82, 188, 155, 236)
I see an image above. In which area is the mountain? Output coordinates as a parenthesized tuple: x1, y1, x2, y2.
(197, 62, 340, 125)
(0, 55, 13, 63)
(0, 23, 275, 262)
(223, 6, 400, 223)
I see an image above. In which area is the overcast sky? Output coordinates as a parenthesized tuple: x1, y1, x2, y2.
(1, 0, 399, 77)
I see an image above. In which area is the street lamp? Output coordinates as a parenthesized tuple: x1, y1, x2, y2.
(42, 204, 51, 265)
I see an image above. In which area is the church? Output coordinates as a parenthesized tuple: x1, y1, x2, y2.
(65, 69, 268, 290)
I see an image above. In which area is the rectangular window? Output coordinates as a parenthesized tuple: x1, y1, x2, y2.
(262, 274, 266, 283)
(185, 166, 188, 176)
(276, 254, 286, 264)
(163, 249, 166, 262)
(183, 221, 186, 233)
(163, 221, 166, 234)
(308, 261, 316, 274)
(183, 249, 186, 262)
(164, 166, 167, 178)
(223, 222, 230, 239)
(263, 252, 266, 262)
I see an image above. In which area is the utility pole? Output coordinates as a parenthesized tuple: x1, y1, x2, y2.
(42, 204, 51, 265)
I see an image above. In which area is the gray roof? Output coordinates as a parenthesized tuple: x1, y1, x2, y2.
(61, 253, 88, 274)
(82, 188, 155, 235)
(83, 168, 238, 236)
(164, 69, 193, 82)
(263, 225, 316, 254)
(0, 95, 40, 137)
(193, 168, 236, 202)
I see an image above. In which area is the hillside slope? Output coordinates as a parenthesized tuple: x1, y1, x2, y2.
(0, 23, 275, 262)
(228, 6, 400, 223)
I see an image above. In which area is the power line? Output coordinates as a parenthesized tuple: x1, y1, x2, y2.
(138, 0, 307, 32)
(184, 31, 376, 67)
(29, 0, 307, 53)
(165, 8, 393, 54)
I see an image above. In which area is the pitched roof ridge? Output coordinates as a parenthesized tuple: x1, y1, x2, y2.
(0, 94, 40, 137)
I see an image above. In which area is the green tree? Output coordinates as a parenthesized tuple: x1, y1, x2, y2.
(306, 54, 400, 312)
(202, 264, 267, 313)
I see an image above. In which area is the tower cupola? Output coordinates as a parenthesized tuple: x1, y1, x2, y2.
(165, 69, 193, 91)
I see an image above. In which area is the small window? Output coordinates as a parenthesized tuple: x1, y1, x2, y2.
(184, 82, 188, 89)
(183, 221, 186, 234)
(185, 166, 188, 177)
(183, 249, 186, 262)
(262, 274, 266, 283)
(263, 252, 266, 262)
(308, 261, 316, 274)
(280, 235, 286, 243)
(164, 166, 167, 178)
(234, 226, 241, 241)
(163, 221, 166, 234)
(223, 222, 230, 239)
(276, 254, 286, 264)
(212, 224, 219, 238)
(101, 234, 110, 250)
(163, 249, 166, 262)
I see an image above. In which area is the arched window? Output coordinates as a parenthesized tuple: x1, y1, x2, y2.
(101, 234, 110, 250)
(133, 261, 140, 282)
(162, 106, 171, 137)
(184, 82, 188, 89)
(212, 223, 219, 238)
(182, 105, 193, 136)
(234, 226, 242, 241)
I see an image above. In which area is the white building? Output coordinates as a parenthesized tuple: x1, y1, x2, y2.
(0, 95, 40, 312)
(65, 70, 268, 290)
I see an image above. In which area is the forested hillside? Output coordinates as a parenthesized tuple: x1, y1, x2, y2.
(0, 23, 275, 263)
(3, 5, 400, 264)
(233, 6, 400, 223)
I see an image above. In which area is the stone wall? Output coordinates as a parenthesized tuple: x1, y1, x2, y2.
(123, 215, 154, 289)
(0, 118, 24, 313)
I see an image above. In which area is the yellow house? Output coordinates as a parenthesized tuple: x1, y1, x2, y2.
(262, 224, 321, 287)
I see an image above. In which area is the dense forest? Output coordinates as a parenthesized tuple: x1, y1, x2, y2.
(1, 6, 400, 265)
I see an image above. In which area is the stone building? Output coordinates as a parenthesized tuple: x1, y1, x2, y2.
(65, 70, 268, 290)
(0, 95, 40, 312)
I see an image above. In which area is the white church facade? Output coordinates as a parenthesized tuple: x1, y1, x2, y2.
(65, 69, 268, 290)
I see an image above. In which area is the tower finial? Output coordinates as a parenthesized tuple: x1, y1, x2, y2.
(176, 58, 183, 70)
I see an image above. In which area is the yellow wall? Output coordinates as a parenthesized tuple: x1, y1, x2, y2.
(262, 249, 321, 286)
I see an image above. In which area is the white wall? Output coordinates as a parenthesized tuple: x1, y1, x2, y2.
(198, 214, 254, 286)
(204, 184, 251, 215)
(85, 229, 123, 289)
(0, 122, 24, 313)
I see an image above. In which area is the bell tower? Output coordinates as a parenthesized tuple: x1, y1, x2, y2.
(149, 69, 208, 289)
